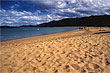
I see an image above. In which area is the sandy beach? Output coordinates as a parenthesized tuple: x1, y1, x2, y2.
(0, 27, 110, 73)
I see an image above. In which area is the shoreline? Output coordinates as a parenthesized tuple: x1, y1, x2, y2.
(0, 27, 107, 43)
(0, 27, 81, 42)
(0, 28, 81, 43)
(0, 27, 110, 73)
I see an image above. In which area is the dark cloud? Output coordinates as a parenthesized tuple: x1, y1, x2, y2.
(55, 12, 80, 17)
(33, 1, 56, 9)
(26, 0, 67, 9)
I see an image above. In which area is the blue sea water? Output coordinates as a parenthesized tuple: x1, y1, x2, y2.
(0, 27, 79, 42)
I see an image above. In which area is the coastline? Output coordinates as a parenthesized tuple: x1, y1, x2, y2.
(0, 27, 110, 73)
(0, 27, 81, 43)
(0, 27, 80, 42)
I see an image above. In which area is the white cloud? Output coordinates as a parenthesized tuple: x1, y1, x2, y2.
(0, 9, 63, 26)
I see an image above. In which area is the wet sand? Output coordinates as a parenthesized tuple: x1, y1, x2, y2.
(0, 27, 110, 73)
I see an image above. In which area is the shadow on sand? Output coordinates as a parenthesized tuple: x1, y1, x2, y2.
(94, 31, 110, 34)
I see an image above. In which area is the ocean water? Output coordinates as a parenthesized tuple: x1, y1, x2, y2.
(0, 27, 79, 42)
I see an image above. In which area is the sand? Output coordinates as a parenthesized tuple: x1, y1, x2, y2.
(0, 27, 110, 73)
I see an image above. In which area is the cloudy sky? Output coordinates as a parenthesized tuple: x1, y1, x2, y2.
(1, 0, 110, 26)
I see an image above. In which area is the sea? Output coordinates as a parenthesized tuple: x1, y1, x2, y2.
(0, 27, 80, 42)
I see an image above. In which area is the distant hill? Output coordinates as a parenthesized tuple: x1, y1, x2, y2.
(0, 15, 110, 28)
(36, 15, 110, 27)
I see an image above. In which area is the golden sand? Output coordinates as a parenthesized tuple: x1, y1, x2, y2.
(0, 27, 110, 73)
